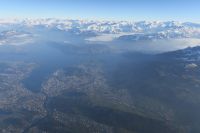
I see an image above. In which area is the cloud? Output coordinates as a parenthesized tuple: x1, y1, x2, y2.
(85, 33, 130, 42)
(0, 30, 34, 45)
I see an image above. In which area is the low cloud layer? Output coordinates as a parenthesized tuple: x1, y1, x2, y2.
(0, 19, 200, 53)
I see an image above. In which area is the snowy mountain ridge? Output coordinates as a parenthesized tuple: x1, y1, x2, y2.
(0, 18, 200, 36)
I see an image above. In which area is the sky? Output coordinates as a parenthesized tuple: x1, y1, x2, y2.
(0, 0, 200, 22)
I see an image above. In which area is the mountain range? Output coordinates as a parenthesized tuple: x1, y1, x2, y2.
(0, 18, 200, 132)
(0, 19, 200, 40)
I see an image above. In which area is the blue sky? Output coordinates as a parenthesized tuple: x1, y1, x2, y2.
(0, 0, 200, 22)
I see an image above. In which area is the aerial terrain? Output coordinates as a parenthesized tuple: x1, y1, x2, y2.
(0, 19, 200, 133)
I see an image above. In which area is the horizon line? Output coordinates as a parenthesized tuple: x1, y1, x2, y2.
(0, 17, 199, 24)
